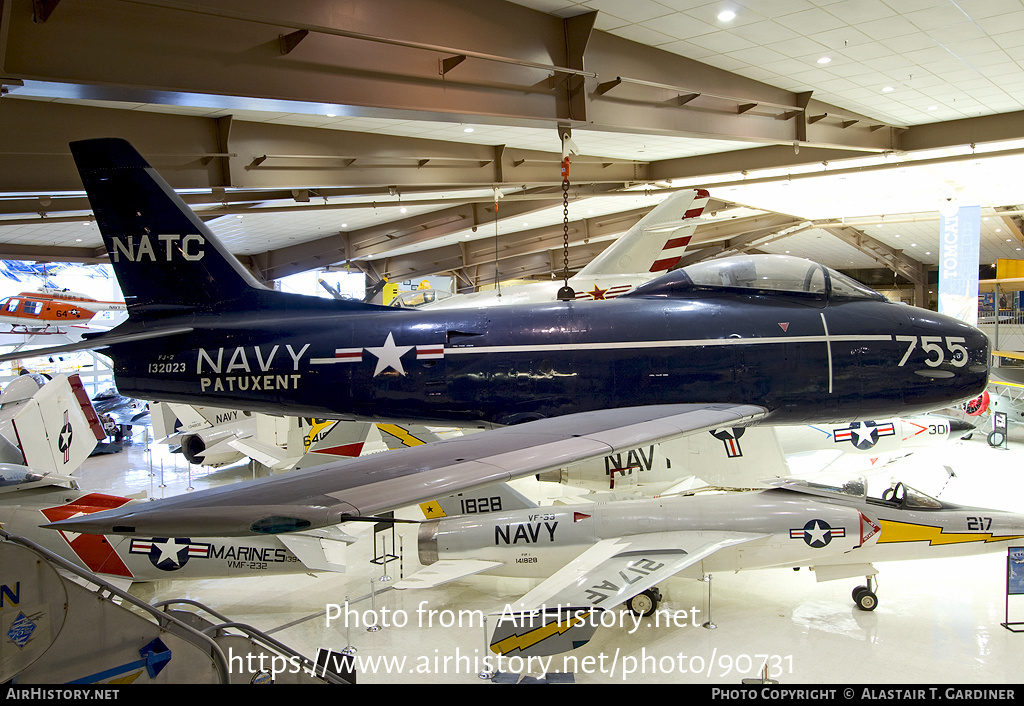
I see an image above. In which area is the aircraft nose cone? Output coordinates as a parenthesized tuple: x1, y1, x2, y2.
(901, 308, 989, 406)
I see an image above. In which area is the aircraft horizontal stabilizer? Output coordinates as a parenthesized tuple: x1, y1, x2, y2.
(13, 374, 106, 474)
(276, 527, 358, 573)
(394, 559, 505, 589)
(43, 402, 766, 537)
(226, 437, 293, 469)
(0, 326, 194, 363)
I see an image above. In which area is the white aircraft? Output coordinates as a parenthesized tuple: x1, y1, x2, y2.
(0, 381, 357, 587)
(1, 471, 357, 587)
(398, 475, 1024, 657)
(0, 372, 105, 474)
(959, 354, 1024, 446)
(389, 189, 710, 309)
(150, 401, 385, 471)
(409, 415, 963, 517)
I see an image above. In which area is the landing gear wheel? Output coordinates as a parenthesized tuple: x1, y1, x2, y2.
(627, 588, 661, 617)
(852, 585, 868, 602)
(853, 588, 878, 611)
(988, 430, 1006, 448)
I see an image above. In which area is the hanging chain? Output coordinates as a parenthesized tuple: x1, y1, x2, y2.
(562, 178, 570, 282)
(557, 156, 575, 301)
(494, 197, 501, 298)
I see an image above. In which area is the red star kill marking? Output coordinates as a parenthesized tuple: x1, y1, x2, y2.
(587, 285, 609, 300)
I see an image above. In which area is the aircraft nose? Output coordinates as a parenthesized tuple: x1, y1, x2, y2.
(902, 308, 989, 402)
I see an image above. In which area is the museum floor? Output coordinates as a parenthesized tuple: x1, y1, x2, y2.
(68, 423, 1024, 685)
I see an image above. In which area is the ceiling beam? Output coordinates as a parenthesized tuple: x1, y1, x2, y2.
(0, 243, 107, 264)
(1, 0, 899, 152)
(678, 214, 807, 266)
(364, 203, 664, 282)
(0, 98, 647, 194)
(820, 225, 927, 285)
(996, 205, 1024, 248)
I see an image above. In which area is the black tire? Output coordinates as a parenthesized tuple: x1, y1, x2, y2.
(988, 430, 1006, 447)
(852, 585, 868, 602)
(855, 589, 878, 611)
(627, 589, 660, 617)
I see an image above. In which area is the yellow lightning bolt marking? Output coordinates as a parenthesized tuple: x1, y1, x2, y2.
(876, 519, 1024, 546)
(489, 611, 592, 655)
(376, 423, 429, 448)
(418, 501, 446, 518)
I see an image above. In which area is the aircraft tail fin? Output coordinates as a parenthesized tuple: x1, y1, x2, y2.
(13, 374, 106, 474)
(418, 481, 538, 519)
(69, 138, 381, 319)
(576, 189, 710, 277)
(293, 420, 377, 470)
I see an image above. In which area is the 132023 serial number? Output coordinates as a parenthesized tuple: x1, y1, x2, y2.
(147, 362, 186, 373)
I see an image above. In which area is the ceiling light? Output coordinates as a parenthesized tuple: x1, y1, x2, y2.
(326, 113, 337, 117)
(927, 106, 938, 111)
(816, 56, 831, 64)
(400, 207, 407, 214)
(463, 127, 474, 133)
(718, 10, 736, 21)
(882, 86, 895, 93)
(235, 215, 243, 219)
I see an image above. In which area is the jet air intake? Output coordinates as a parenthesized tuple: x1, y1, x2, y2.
(418, 520, 439, 565)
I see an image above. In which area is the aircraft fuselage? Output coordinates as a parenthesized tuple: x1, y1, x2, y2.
(106, 285, 989, 428)
(420, 486, 1024, 586)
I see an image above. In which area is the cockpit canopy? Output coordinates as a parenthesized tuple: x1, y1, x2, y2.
(629, 254, 886, 301)
(772, 474, 944, 509)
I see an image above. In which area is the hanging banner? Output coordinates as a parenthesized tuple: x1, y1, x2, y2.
(938, 204, 981, 325)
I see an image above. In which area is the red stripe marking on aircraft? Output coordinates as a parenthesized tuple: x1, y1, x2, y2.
(663, 236, 692, 250)
(40, 493, 135, 578)
(650, 256, 681, 272)
(312, 442, 365, 457)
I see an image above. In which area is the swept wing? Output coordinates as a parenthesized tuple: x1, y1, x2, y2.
(45, 403, 765, 537)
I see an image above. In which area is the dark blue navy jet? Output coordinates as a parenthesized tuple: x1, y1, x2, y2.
(30, 138, 990, 537)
